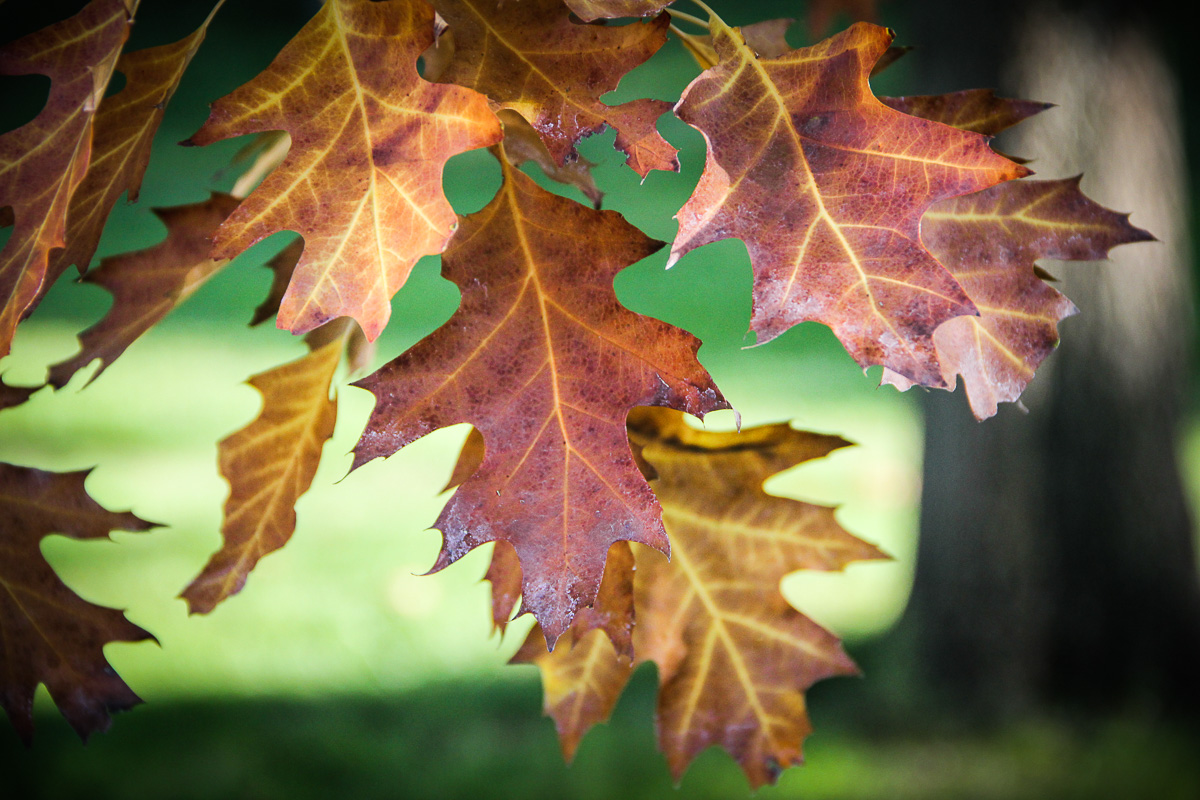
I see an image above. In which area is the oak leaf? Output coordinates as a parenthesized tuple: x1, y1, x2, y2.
(47, 193, 240, 389)
(0, 0, 132, 357)
(884, 177, 1153, 417)
(46, 4, 221, 285)
(880, 89, 1052, 137)
(562, 0, 675, 22)
(670, 21, 1028, 385)
(0, 463, 153, 744)
(352, 156, 727, 643)
(430, 0, 678, 176)
(185, 0, 502, 339)
(513, 408, 887, 786)
(180, 331, 343, 614)
(497, 111, 604, 209)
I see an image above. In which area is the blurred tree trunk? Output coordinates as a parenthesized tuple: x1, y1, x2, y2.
(900, 2, 1200, 722)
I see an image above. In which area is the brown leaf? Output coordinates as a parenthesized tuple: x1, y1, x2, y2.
(670, 21, 1028, 385)
(0, 463, 154, 744)
(881, 89, 1052, 136)
(352, 156, 727, 643)
(180, 335, 342, 614)
(185, 0, 502, 339)
(499, 111, 603, 209)
(680, 18, 796, 72)
(47, 3, 220, 283)
(0, 0, 132, 357)
(563, 0, 674, 22)
(249, 237, 303, 327)
(516, 409, 887, 785)
(431, 0, 678, 177)
(884, 177, 1154, 417)
(483, 539, 522, 635)
(47, 193, 240, 389)
(511, 541, 636, 760)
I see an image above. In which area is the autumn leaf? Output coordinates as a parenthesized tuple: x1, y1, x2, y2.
(352, 155, 727, 643)
(880, 89, 1052, 137)
(563, 0, 675, 22)
(510, 541, 636, 760)
(180, 331, 343, 614)
(46, 2, 222, 285)
(0, 0, 132, 357)
(498, 111, 603, 209)
(0, 463, 154, 744)
(431, 0, 678, 176)
(884, 177, 1153, 417)
(249, 237, 303, 327)
(185, 0, 502, 339)
(678, 17, 796, 72)
(670, 20, 1028, 385)
(47, 193, 240, 389)
(514, 408, 887, 786)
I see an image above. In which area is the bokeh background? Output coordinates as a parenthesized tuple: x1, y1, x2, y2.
(2, 0, 1197, 797)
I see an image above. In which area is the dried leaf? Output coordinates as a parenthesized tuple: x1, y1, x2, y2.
(563, 0, 674, 21)
(186, 0, 502, 339)
(881, 89, 1052, 136)
(431, 0, 678, 176)
(511, 541, 636, 760)
(353, 156, 727, 643)
(670, 21, 1028, 385)
(249, 237, 303, 327)
(499, 111, 603, 209)
(0, 0, 132, 356)
(884, 178, 1153, 417)
(517, 409, 887, 785)
(180, 335, 342, 614)
(47, 193, 240, 389)
(0, 463, 153, 744)
(47, 3, 220, 282)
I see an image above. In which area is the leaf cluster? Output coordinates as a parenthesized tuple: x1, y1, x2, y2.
(0, 0, 1149, 786)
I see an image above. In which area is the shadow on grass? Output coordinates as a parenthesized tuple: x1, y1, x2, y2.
(6, 665, 1200, 800)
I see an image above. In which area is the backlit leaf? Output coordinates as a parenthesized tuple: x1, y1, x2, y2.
(670, 21, 1028, 384)
(0, 463, 153, 744)
(514, 408, 887, 785)
(563, 0, 674, 22)
(353, 156, 727, 643)
(47, 193, 240, 389)
(47, 3, 221, 283)
(431, 0, 678, 176)
(881, 89, 1052, 136)
(186, 0, 502, 339)
(0, 0, 132, 357)
(180, 331, 343, 614)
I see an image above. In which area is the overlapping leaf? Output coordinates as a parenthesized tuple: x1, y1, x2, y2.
(353, 157, 727, 643)
(878, 95, 1153, 416)
(431, 0, 678, 176)
(186, 0, 502, 339)
(0, 463, 153, 743)
(47, 193, 240, 389)
(885, 178, 1153, 417)
(513, 408, 886, 786)
(670, 21, 1028, 385)
(180, 331, 343, 614)
(46, 3, 221, 284)
(0, 0, 132, 357)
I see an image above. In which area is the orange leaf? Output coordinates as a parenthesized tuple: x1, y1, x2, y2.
(511, 541, 636, 760)
(46, 3, 221, 284)
(0, 0, 132, 357)
(47, 193, 240, 389)
(353, 155, 727, 643)
(886, 177, 1153, 417)
(0, 463, 153, 744)
(431, 0, 678, 177)
(180, 333, 342, 614)
(186, 0, 502, 339)
(670, 21, 1028, 385)
(514, 408, 887, 785)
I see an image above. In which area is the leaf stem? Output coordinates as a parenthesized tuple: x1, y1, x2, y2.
(686, 0, 721, 23)
(666, 8, 709, 29)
